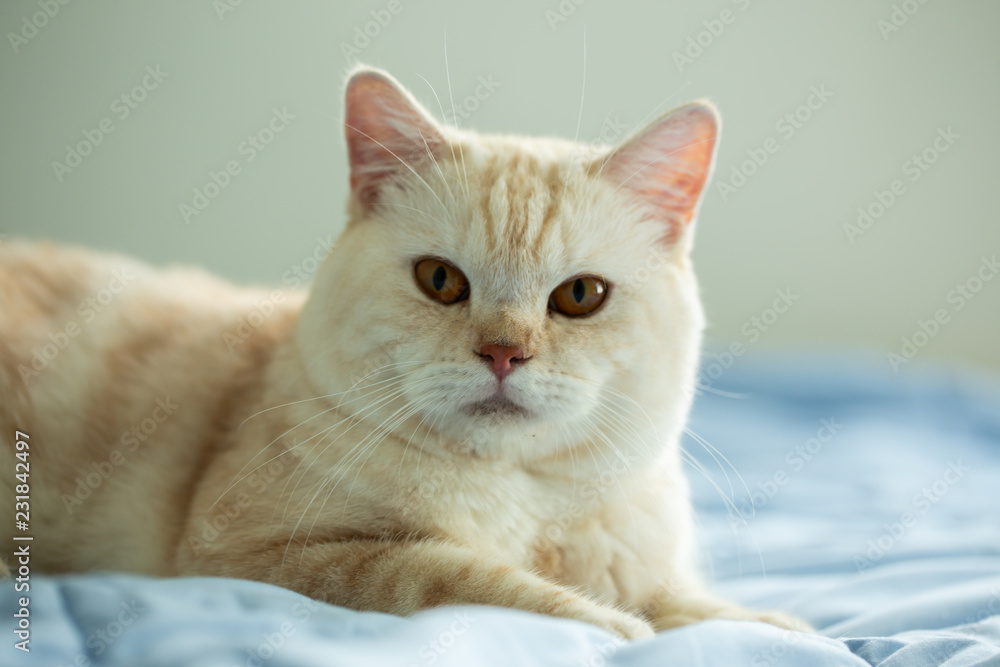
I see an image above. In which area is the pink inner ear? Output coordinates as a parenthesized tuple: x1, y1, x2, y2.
(344, 71, 445, 206)
(602, 104, 719, 238)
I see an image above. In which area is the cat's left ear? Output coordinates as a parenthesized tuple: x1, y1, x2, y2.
(599, 101, 719, 241)
(344, 66, 447, 208)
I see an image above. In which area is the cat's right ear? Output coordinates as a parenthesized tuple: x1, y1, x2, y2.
(598, 101, 720, 243)
(344, 67, 447, 208)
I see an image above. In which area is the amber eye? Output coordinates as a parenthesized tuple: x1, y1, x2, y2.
(549, 276, 608, 317)
(414, 258, 469, 305)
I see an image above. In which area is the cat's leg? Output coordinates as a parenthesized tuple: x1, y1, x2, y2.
(220, 538, 654, 639)
(644, 585, 812, 633)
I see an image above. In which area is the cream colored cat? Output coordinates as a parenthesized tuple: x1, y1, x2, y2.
(0, 66, 809, 639)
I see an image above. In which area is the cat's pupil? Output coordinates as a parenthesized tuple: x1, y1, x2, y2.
(573, 279, 585, 303)
(432, 266, 447, 291)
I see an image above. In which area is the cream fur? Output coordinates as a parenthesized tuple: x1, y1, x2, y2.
(0, 66, 809, 639)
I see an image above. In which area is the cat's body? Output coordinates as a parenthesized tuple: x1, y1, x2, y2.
(0, 67, 808, 638)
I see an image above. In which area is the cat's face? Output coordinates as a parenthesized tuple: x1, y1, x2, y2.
(296, 68, 718, 463)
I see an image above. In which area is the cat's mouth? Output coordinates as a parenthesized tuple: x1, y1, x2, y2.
(462, 395, 530, 419)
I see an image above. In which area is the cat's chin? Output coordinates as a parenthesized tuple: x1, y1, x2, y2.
(432, 399, 587, 461)
(461, 395, 531, 419)
(400, 374, 598, 459)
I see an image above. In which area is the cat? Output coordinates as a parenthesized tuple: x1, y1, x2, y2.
(0, 65, 810, 639)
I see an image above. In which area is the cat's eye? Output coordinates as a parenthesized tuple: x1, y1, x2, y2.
(549, 276, 608, 317)
(414, 258, 469, 305)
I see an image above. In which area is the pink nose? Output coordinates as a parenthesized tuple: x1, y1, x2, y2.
(477, 343, 526, 381)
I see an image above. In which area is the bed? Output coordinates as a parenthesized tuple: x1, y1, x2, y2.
(4, 354, 999, 666)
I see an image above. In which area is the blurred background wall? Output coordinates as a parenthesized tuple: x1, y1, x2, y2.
(1, 1, 997, 374)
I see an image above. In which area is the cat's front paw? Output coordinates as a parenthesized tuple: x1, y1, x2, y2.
(557, 597, 654, 640)
(750, 609, 814, 633)
(651, 594, 813, 634)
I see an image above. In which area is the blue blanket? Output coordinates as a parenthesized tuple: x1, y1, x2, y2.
(5, 354, 1000, 666)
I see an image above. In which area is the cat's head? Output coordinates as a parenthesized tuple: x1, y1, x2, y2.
(296, 66, 718, 464)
